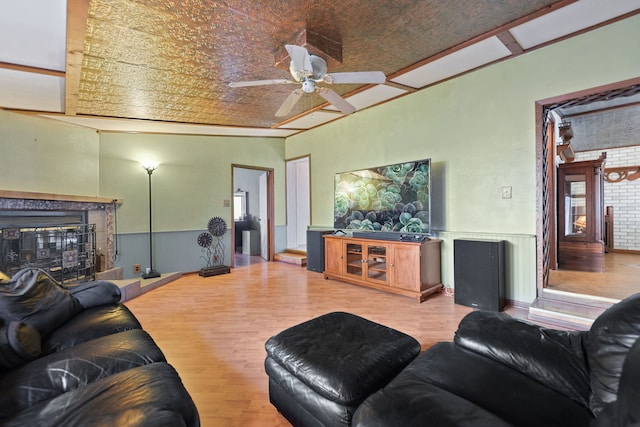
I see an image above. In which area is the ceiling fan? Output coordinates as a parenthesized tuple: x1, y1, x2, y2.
(229, 44, 386, 117)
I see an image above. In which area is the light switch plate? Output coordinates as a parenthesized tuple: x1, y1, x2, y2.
(502, 186, 512, 199)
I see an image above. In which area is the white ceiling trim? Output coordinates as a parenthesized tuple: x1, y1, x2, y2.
(390, 36, 512, 89)
(323, 84, 409, 111)
(39, 115, 298, 138)
(277, 110, 343, 129)
(0, 69, 64, 112)
(509, 0, 640, 50)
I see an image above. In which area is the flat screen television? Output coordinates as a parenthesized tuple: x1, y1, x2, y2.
(333, 159, 431, 234)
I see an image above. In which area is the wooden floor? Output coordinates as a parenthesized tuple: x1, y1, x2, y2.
(548, 252, 640, 300)
(124, 262, 478, 427)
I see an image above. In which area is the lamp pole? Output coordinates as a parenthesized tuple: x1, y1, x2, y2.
(142, 163, 160, 279)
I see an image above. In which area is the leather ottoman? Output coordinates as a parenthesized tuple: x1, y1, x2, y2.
(265, 312, 421, 427)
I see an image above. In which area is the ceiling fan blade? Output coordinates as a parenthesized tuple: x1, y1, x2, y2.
(285, 44, 313, 75)
(275, 89, 304, 117)
(325, 71, 386, 85)
(229, 79, 293, 88)
(318, 88, 356, 115)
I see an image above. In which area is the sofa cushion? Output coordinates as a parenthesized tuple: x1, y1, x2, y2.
(0, 320, 41, 369)
(454, 310, 590, 407)
(42, 303, 142, 355)
(3, 362, 200, 427)
(354, 376, 513, 427)
(592, 337, 640, 426)
(0, 269, 81, 337)
(587, 293, 640, 415)
(358, 342, 594, 427)
(0, 328, 166, 421)
(67, 280, 121, 308)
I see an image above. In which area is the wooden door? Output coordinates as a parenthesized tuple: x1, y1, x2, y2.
(324, 237, 344, 276)
(389, 243, 421, 291)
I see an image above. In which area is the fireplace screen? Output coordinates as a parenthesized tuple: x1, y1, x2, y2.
(1, 224, 96, 284)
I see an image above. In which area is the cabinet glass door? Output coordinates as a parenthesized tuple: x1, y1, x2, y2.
(366, 245, 387, 283)
(346, 243, 363, 277)
(563, 173, 587, 238)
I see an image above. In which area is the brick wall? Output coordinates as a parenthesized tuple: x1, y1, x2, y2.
(575, 146, 640, 251)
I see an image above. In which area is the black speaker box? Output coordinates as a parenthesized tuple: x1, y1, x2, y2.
(306, 230, 334, 272)
(454, 239, 506, 311)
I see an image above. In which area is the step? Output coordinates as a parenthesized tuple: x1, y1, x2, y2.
(111, 271, 182, 301)
(95, 267, 124, 281)
(274, 251, 307, 266)
(540, 287, 619, 309)
(528, 297, 610, 331)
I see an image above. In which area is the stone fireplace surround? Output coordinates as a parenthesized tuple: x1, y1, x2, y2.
(0, 190, 120, 275)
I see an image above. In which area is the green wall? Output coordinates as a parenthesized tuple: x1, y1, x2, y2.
(98, 132, 286, 233)
(0, 110, 100, 195)
(97, 132, 286, 274)
(285, 15, 640, 303)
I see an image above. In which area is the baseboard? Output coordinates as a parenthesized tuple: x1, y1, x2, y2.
(613, 249, 640, 255)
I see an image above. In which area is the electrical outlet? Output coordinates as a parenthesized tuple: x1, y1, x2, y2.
(502, 186, 512, 199)
(133, 264, 141, 273)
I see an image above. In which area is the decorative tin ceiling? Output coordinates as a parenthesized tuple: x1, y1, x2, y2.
(77, 0, 560, 128)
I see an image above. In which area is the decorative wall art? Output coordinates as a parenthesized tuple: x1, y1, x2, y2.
(196, 216, 230, 276)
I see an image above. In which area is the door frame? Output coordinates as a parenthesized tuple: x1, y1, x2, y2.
(231, 164, 275, 267)
(535, 76, 640, 293)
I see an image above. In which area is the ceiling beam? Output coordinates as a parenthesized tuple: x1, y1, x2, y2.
(496, 31, 524, 55)
(65, 0, 90, 116)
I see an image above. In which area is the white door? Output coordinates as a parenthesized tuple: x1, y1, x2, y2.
(286, 157, 310, 249)
(259, 171, 268, 259)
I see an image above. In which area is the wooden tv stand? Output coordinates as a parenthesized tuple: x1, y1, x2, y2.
(323, 235, 442, 303)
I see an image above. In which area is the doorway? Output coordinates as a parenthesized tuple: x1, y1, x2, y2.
(286, 156, 310, 251)
(231, 165, 274, 267)
(536, 77, 640, 301)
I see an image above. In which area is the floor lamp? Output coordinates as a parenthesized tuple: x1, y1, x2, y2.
(141, 161, 161, 279)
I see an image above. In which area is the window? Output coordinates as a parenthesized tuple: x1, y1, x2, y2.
(234, 191, 247, 220)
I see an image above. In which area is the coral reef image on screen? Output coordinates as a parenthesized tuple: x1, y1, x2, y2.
(334, 159, 431, 234)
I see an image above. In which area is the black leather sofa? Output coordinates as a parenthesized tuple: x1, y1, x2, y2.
(353, 293, 640, 427)
(0, 268, 199, 427)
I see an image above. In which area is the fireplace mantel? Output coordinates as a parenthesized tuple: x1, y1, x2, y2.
(0, 190, 123, 205)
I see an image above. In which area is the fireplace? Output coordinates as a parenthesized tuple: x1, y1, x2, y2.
(0, 191, 118, 284)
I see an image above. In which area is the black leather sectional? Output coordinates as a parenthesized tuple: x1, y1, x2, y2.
(267, 294, 640, 427)
(0, 268, 199, 426)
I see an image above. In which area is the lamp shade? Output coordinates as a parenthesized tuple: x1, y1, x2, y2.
(140, 160, 159, 173)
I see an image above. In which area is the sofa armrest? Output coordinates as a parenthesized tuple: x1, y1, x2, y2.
(454, 311, 590, 407)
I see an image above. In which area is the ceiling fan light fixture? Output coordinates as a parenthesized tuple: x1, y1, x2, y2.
(302, 79, 316, 93)
(229, 44, 383, 117)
